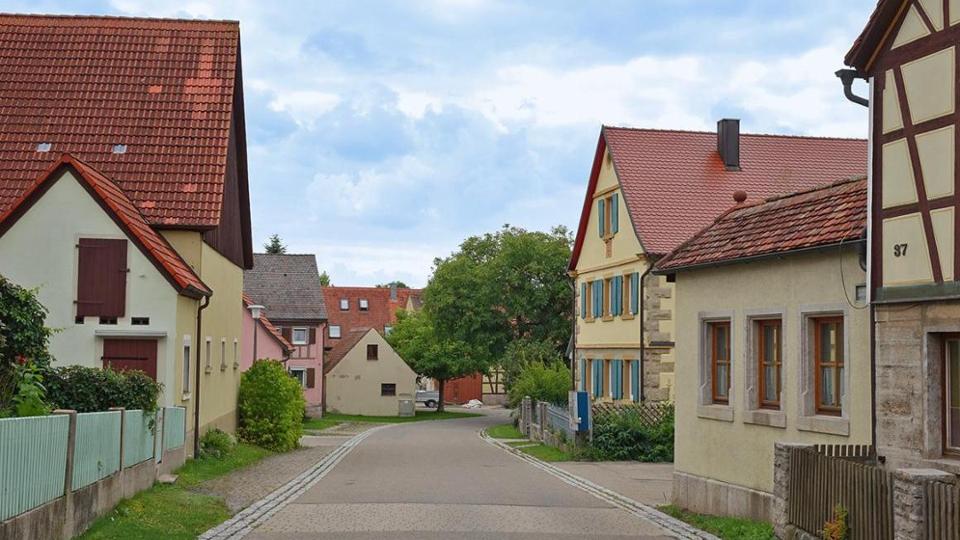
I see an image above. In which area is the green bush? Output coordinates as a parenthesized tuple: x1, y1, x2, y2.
(238, 360, 305, 452)
(44, 365, 162, 415)
(507, 361, 570, 408)
(199, 428, 237, 459)
(0, 362, 50, 417)
(0, 274, 54, 412)
(501, 338, 564, 393)
(585, 407, 674, 462)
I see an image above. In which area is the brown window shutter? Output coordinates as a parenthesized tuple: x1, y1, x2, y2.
(281, 327, 292, 342)
(76, 238, 128, 317)
(309, 327, 317, 344)
(306, 368, 315, 388)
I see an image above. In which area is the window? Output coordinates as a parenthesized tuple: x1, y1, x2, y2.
(329, 325, 341, 339)
(76, 238, 128, 318)
(220, 339, 227, 370)
(629, 272, 640, 315)
(813, 317, 844, 415)
(205, 338, 212, 369)
(340, 298, 349, 310)
(944, 337, 960, 454)
(709, 321, 731, 404)
(182, 337, 191, 394)
(292, 327, 308, 345)
(384, 325, 393, 335)
(131, 317, 149, 325)
(381, 383, 396, 396)
(99, 317, 118, 325)
(233, 339, 239, 368)
(290, 368, 306, 388)
(367, 344, 379, 360)
(359, 299, 369, 311)
(75, 316, 84, 324)
(581, 281, 594, 321)
(597, 193, 619, 239)
(757, 319, 782, 409)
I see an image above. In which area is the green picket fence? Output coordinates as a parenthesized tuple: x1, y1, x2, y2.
(72, 411, 122, 491)
(0, 415, 70, 521)
(122, 409, 157, 467)
(163, 406, 186, 451)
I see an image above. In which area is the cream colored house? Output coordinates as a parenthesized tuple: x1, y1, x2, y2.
(569, 123, 867, 404)
(654, 178, 872, 521)
(0, 15, 254, 453)
(324, 329, 417, 416)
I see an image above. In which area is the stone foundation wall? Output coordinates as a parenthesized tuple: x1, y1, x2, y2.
(671, 470, 773, 522)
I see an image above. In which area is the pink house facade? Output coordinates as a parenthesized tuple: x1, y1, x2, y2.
(243, 254, 327, 413)
(241, 293, 293, 368)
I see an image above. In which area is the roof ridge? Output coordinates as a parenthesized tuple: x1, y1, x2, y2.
(0, 13, 240, 26)
(761, 175, 867, 204)
(602, 124, 865, 142)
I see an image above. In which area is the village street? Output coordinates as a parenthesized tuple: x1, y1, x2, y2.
(238, 411, 674, 540)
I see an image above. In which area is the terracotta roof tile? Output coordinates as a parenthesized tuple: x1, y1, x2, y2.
(0, 14, 240, 228)
(655, 177, 867, 272)
(0, 154, 209, 296)
(569, 127, 867, 268)
(242, 293, 294, 352)
(324, 329, 370, 374)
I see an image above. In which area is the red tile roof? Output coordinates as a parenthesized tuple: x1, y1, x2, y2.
(655, 177, 867, 272)
(242, 293, 294, 352)
(321, 286, 421, 373)
(569, 126, 867, 269)
(845, 0, 904, 71)
(0, 14, 241, 228)
(0, 154, 210, 296)
(324, 329, 370, 374)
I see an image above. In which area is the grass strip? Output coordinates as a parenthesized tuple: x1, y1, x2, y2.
(657, 505, 775, 540)
(486, 422, 524, 439)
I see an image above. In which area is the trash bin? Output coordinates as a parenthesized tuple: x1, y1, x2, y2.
(398, 393, 415, 417)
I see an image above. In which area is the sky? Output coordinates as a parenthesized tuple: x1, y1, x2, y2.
(4, 0, 877, 287)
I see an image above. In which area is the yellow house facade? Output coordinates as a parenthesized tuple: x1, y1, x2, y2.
(656, 178, 872, 521)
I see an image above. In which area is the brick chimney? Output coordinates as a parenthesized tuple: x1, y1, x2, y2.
(717, 118, 740, 171)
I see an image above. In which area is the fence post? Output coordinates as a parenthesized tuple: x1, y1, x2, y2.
(53, 409, 78, 496)
(893, 468, 956, 540)
(109, 407, 126, 470)
(521, 397, 532, 436)
(538, 401, 547, 441)
(772, 442, 812, 539)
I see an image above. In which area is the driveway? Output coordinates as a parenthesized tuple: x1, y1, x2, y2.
(245, 410, 674, 539)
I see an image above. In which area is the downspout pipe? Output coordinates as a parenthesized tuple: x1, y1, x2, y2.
(638, 260, 656, 401)
(193, 294, 211, 458)
(835, 69, 869, 108)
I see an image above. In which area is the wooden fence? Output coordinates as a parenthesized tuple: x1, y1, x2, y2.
(591, 401, 673, 427)
(788, 445, 893, 540)
(926, 480, 960, 540)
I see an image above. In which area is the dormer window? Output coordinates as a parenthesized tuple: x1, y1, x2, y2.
(340, 298, 349, 311)
(359, 299, 369, 311)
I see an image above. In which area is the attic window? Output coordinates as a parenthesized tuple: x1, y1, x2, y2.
(340, 299, 349, 311)
(36, 142, 52, 153)
(359, 299, 369, 311)
(112, 144, 127, 154)
(132, 317, 150, 326)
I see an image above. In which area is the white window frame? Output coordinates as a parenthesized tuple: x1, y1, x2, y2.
(797, 304, 851, 436)
(697, 310, 735, 422)
(182, 335, 191, 396)
(292, 327, 309, 345)
(359, 299, 369, 311)
(289, 367, 306, 388)
(329, 325, 341, 339)
(205, 337, 212, 370)
(742, 308, 787, 428)
(384, 325, 393, 335)
(220, 338, 227, 370)
(340, 298, 349, 310)
(233, 339, 239, 369)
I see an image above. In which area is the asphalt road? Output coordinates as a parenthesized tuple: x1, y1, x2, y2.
(247, 410, 673, 539)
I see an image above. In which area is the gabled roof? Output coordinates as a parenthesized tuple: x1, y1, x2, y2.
(0, 14, 244, 229)
(323, 329, 371, 374)
(0, 154, 210, 297)
(568, 126, 867, 269)
(845, 0, 906, 71)
(242, 293, 294, 352)
(655, 177, 867, 273)
(244, 254, 327, 321)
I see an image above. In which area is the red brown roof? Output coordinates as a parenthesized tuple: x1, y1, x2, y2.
(568, 126, 867, 269)
(845, 0, 905, 71)
(323, 329, 370, 374)
(321, 286, 421, 372)
(0, 154, 210, 296)
(0, 14, 242, 228)
(242, 293, 294, 352)
(655, 177, 867, 272)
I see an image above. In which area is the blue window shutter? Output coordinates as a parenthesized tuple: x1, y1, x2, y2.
(598, 199, 606, 237)
(631, 272, 640, 315)
(612, 360, 619, 399)
(580, 282, 587, 320)
(631, 360, 640, 402)
(593, 360, 601, 398)
(616, 360, 624, 400)
(579, 358, 587, 391)
(615, 276, 622, 315)
(611, 277, 618, 316)
(611, 194, 619, 233)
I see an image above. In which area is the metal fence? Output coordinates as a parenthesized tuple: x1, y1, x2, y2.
(544, 403, 575, 441)
(0, 406, 186, 522)
(787, 445, 893, 540)
(591, 401, 674, 428)
(927, 479, 960, 540)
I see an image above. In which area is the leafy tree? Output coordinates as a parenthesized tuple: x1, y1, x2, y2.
(387, 310, 485, 412)
(319, 271, 331, 287)
(425, 225, 573, 367)
(263, 234, 287, 254)
(376, 280, 409, 289)
(501, 338, 564, 392)
(507, 361, 570, 408)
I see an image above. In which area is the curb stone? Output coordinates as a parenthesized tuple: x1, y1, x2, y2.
(480, 429, 719, 540)
(200, 424, 391, 540)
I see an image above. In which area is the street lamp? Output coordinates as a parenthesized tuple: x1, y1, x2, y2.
(248, 304, 265, 361)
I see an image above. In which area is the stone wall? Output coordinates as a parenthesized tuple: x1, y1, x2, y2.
(643, 274, 674, 402)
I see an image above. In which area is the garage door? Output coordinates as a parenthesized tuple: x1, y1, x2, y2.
(102, 339, 158, 380)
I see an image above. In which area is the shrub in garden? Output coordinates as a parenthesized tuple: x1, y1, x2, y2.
(0, 361, 50, 417)
(585, 406, 675, 462)
(238, 360, 305, 452)
(45, 365, 162, 415)
(0, 274, 54, 412)
(200, 428, 237, 459)
(507, 361, 570, 408)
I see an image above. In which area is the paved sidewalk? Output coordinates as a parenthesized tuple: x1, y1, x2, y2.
(196, 430, 372, 513)
(553, 461, 674, 507)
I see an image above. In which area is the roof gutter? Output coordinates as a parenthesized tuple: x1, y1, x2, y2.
(835, 69, 869, 108)
(653, 239, 866, 276)
(193, 293, 211, 458)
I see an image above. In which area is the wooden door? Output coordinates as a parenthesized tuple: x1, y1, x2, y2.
(102, 339, 158, 380)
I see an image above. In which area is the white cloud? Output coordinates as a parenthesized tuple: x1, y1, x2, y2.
(306, 242, 442, 288)
(267, 91, 342, 129)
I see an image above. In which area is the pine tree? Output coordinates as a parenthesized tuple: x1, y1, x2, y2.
(263, 234, 287, 254)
